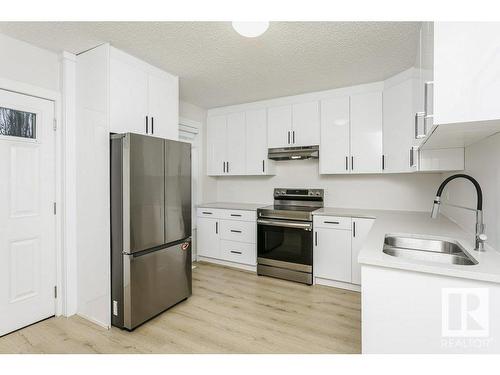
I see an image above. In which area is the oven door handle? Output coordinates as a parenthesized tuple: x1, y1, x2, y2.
(257, 219, 312, 230)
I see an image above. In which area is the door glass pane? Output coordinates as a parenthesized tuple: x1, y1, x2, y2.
(0, 107, 36, 139)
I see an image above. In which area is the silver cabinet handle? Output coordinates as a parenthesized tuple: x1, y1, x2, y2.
(382, 155, 385, 170)
(292, 130, 295, 144)
(230, 250, 242, 255)
(230, 213, 242, 217)
(227, 161, 229, 173)
(262, 160, 265, 173)
(353, 221, 356, 238)
(151, 117, 154, 134)
(415, 112, 426, 139)
(287, 131, 290, 144)
(315, 231, 318, 246)
(202, 211, 213, 215)
(230, 230, 242, 233)
(345, 156, 348, 170)
(324, 221, 340, 225)
(145, 116, 149, 134)
(351, 156, 354, 171)
(215, 221, 218, 234)
(409, 148, 414, 167)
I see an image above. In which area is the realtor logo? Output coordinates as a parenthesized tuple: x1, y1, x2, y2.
(442, 288, 489, 338)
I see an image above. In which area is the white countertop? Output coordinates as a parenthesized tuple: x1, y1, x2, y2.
(197, 202, 267, 211)
(312, 207, 385, 219)
(347, 209, 500, 284)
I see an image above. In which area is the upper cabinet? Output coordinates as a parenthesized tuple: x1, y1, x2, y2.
(109, 47, 179, 140)
(319, 96, 350, 174)
(268, 101, 320, 148)
(207, 110, 276, 176)
(419, 22, 500, 150)
(350, 91, 383, 173)
(320, 89, 383, 175)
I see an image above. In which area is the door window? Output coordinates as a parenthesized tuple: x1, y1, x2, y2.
(0, 106, 36, 139)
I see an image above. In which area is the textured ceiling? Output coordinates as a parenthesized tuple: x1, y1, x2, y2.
(0, 22, 420, 108)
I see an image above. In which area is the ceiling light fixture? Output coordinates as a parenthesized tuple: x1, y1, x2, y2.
(232, 22, 269, 38)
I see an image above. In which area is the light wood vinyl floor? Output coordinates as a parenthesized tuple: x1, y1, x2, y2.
(0, 262, 361, 353)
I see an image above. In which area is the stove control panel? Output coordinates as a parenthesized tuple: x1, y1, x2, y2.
(273, 188, 324, 199)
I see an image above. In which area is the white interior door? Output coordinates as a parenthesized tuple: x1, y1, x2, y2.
(0, 89, 56, 336)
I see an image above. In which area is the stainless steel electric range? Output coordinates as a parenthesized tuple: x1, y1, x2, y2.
(257, 188, 324, 285)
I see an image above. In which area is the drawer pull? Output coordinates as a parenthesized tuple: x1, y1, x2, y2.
(324, 221, 340, 224)
(230, 230, 242, 233)
(230, 250, 242, 255)
(230, 214, 242, 217)
(202, 211, 213, 215)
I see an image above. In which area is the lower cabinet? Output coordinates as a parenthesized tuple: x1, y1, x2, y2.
(313, 215, 374, 287)
(196, 208, 256, 267)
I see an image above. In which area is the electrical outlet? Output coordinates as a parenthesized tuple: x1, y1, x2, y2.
(113, 300, 118, 316)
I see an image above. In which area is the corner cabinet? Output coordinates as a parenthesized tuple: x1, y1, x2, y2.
(313, 215, 374, 288)
(109, 47, 179, 140)
(207, 109, 276, 176)
(196, 208, 257, 268)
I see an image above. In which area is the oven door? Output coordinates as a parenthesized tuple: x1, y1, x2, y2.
(257, 218, 313, 270)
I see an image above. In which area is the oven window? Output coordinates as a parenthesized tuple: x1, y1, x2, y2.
(257, 223, 312, 266)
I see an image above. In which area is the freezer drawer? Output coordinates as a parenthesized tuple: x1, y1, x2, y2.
(122, 240, 192, 330)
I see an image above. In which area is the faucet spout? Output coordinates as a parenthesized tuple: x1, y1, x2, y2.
(431, 174, 486, 251)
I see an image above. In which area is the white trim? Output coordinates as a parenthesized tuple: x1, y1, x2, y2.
(314, 277, 361, 292)
(59, 52, 78, 317)
(76, 313, 110, 330)
(179, 116, 202, 130)
(197, 256, 257, 273)
(0, 76, 64, 317)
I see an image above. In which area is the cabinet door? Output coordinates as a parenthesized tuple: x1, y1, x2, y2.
(350, 91, 383, 173)
(383, 79, 415, 173)
(292, 101, 320, 146)
(110, 57, 148, 134)
(197, 217, 220, 259)
(313, 227, 352, 283)
(207, 115, 227, 176)
(226, 112, 246, 175)
(267, 105, 292, 148)
(148, 73, 179, 140)
(319, 96, 350, 174)
(351, 218, 374, 285)
(245, 108, 274, 175)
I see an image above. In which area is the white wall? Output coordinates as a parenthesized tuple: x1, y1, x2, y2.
(442, 133, 500, 251)
(0, 33, 59, 91)
(215, 160, 443, 211)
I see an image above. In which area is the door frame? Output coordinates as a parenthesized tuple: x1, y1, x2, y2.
(0, 76, 64, 317)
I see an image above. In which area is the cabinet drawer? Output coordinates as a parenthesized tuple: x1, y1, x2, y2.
(219, 210, 256, 222)
(220, 220, 256, 243)
(220, 240, 256, 266)
(314, 215, 351, 230)
(197, 208, 223, 218)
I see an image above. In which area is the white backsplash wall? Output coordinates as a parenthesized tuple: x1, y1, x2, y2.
(442, 132, 500, 251)
(215, 159, 443, 211)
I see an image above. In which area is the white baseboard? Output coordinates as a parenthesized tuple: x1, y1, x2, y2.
(197, 256, 257, 272)
(76, 313, 111, 330)
(314, 277, 361, 292)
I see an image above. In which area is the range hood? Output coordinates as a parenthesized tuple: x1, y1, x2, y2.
(268, 145, 319, 161)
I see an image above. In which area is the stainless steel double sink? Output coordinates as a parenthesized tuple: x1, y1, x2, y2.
(383, 235, 478, 266)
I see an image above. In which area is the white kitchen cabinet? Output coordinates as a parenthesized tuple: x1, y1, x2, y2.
(434, 22, 500, 126)
(226, 112, 247, 175)
(196, 208, 257, 267)
(197, 217, 220, 259)
(108, 47, 179, 139)
(350, 91, 383, 173)
(245, 109, 276, 175)
(267, 105, 292, 148)
(314, 226, 352, 283)
(292, 101, 320, 146)
(383, 78, 416, 173)
(319, 96, 350, 174)
(148, 72, 179, 140)
(268, 102, 320, 148)
(351, 218, 375, 285)
(207, 115, 227, 175)
(207, 110, 275, 176)
(110, 56, 148, 135)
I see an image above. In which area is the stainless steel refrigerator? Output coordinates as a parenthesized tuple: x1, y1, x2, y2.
(110, 133, 192, 330)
